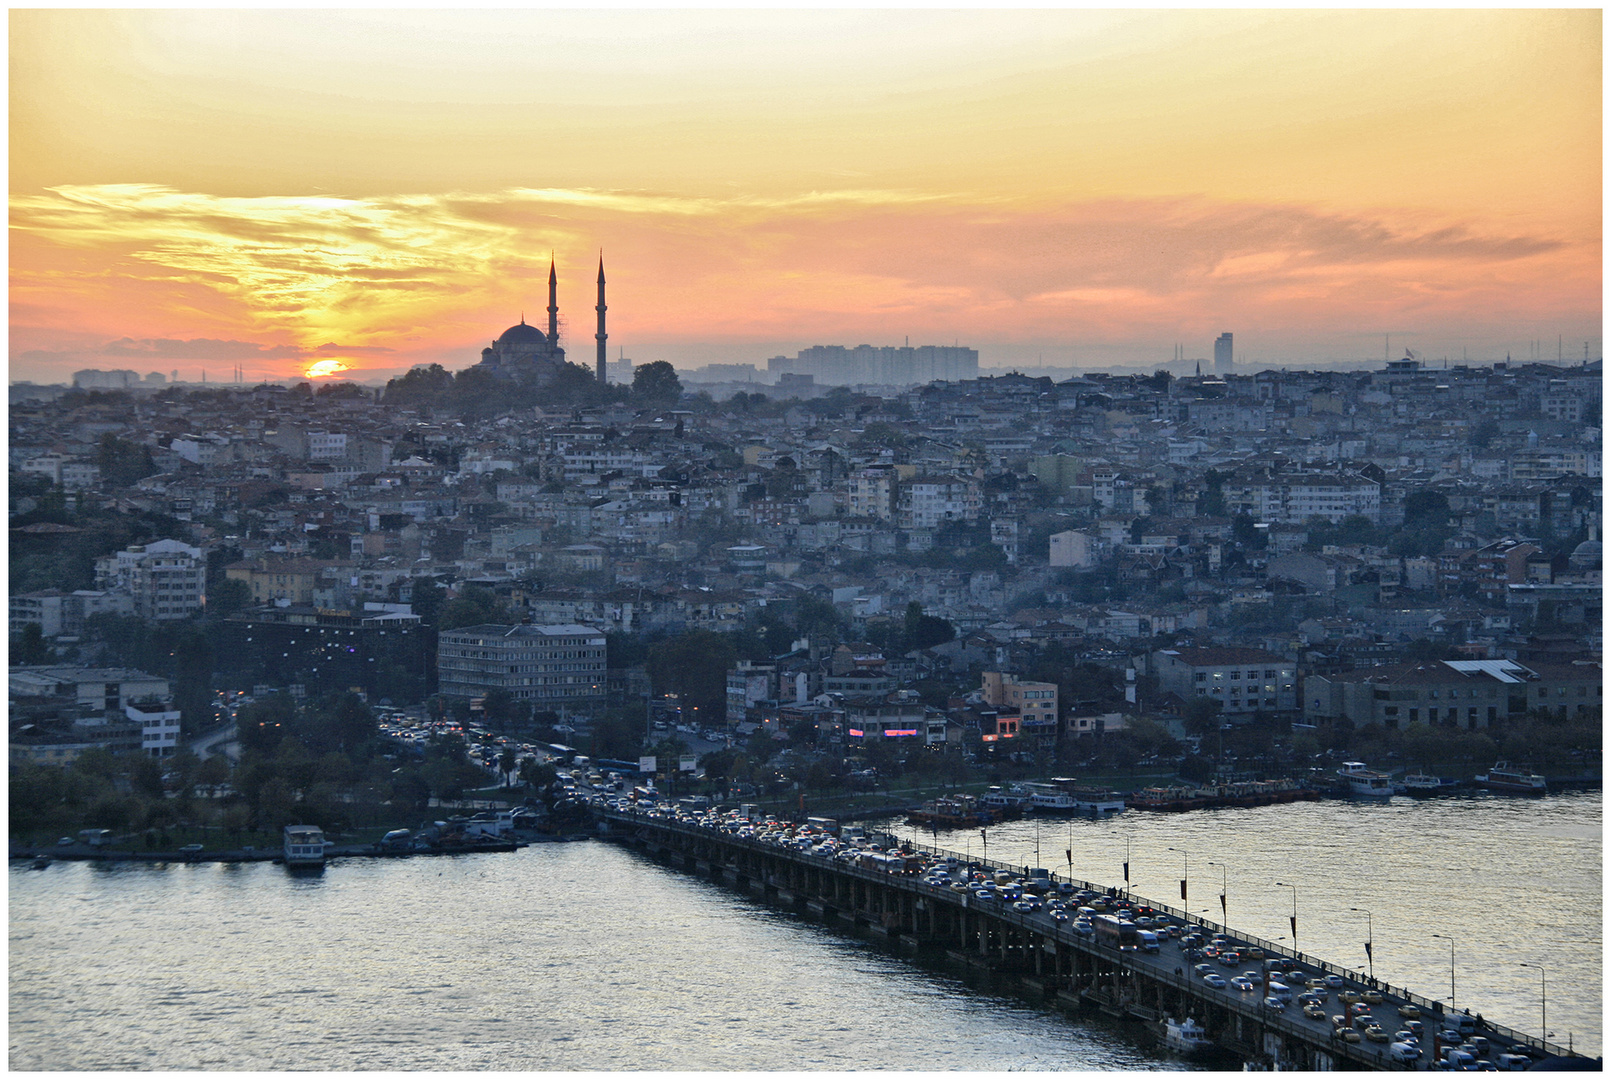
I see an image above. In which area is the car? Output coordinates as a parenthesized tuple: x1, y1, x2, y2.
(1365, 1025, 1391, 1043)
(1333, 1027, 1362, 1044)
(1325, 974, 1345, 989)
(1493, 1053, 1531, 1071)
(57, 837, 74, 846)
(1308, 978, 1329, 991)
(1403, 1020, 1424, 1038)
(1298, 992, 1325, 1007)
(1011, 901, 1036, 913)
(1193, 963, 1216, 977)
(1362, 990, 1384, 1005)
(1473, 1062, 1498, 1072)
(1348, 1002, 1373, 1018)
(1399, 1004, 1422, 1019)
(1263, 996, 1287, 1012)
(1203, 973, 1227, 988)
(1303, 1004, 1327, 1020)
(1243, 947, 1264, 960)
(1219, 950, 1242, 967)
(1050, 910, 1069, 923)
(1337, 989, 1361, 1005)
(1230, 977, 1255, 992)
(1394, 1030, 1418, 1044)
(1390, 1042, 1424, 1064)
(179, 843, 204, 852)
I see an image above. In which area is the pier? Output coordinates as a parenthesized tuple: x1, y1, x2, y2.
(598, 807, 1587, 1071)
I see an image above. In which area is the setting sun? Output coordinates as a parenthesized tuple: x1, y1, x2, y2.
(305, 359, 349, 379)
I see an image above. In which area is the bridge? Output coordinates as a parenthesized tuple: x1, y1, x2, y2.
(597, 807, 1586, 1070)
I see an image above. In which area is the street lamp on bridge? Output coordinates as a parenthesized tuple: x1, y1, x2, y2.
(1431, 933, 1456, 1009)
(1167, 847, 1189, 910)
(1349, 907, 1374, 981)
(1520, 962, 1548, 1044)
(1207, 860, 1229, 923)
(1274, 881, 1298, 954)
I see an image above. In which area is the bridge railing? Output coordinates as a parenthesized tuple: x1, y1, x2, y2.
(601, 810, 1571, 1061)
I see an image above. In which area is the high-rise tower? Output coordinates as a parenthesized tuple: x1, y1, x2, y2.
(1214, 332, 1234, 374)
(547, 258, 559, 344)
(595, 255, 608, 384)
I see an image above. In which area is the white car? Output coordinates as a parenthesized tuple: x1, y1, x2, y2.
(1203, 973, 1228, 989)
(1230, 977, 1256, 992)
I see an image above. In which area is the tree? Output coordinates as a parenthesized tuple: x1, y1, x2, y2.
(631, 361, 682, 405)
(15, 623, 49, 665)
(902, 602, 955, 651)
(439, 585, 514, 631)
(1183, 697, 1223, 738)
(208, 578, 253, 619)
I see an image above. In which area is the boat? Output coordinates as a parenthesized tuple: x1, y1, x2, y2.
(1336, 762, 1396, 798)
(1155, 1015, 1215, 1058)
(978, 787, 1028, 817)
(282, 824, 328, 869)
(29, 856, 50, 870)
(907, 794, 1003, 828)
(1401, 773, 1462, 796)
(1128, 779, 1320, 812)
(1475, 762, 1547, 795)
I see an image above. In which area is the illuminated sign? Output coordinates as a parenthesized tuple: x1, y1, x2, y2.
(981, 733, 998, 742)
(847, 728, 864, 737)
(883, 729, 919, 737)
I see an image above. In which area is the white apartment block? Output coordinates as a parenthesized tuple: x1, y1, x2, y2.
(899, 475, 980, 530)
(94, 539, 205, 620)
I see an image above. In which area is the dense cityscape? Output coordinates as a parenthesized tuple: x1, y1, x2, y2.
(11, 321, 1601, 832)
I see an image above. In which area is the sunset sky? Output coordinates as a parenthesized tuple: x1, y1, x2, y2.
(10, 9, 1602, 384)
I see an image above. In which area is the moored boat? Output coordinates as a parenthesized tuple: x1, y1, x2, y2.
(1336, 761, 1396, 798)
(1475, 761, 1546, 795)
(1155, 1015, 1215, 1058)
(283, 824, 328, 868)
(1401, 772, 1462, 796)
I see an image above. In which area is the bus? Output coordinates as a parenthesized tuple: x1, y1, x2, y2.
(1092, 914, 1141, 951)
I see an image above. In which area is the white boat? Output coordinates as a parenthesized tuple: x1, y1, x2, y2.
(1019, 783, 1080, 813)
(979, 786, 1028, 811)
(1156, 1015, 1214, 1057)
(1336, 762, 1395, 798)
(1475, 762, 1546, 795)
(283, 824, 328, 868)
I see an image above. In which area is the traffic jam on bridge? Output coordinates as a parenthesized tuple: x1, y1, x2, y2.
(605, 799, 1566, 1071)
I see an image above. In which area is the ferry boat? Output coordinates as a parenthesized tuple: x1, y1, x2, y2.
(1475, 761, 1547, 795)
(1155, 1015, 1215, 1058)
(1336, 762, 1396, 798)
(283, 824, 328, 868)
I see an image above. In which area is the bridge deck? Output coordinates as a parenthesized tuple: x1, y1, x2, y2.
(599, 807, 1580, 1071)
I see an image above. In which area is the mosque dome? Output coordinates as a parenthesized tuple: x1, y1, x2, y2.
(1569, 539, 1601, 570)
(496, 320, 547, 347)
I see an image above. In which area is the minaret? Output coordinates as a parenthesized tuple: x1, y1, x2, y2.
(547, 257, 559, 348)
(595, 254, 608, 384)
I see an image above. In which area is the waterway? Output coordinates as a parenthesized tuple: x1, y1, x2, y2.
(9, 790, 1599, 1069)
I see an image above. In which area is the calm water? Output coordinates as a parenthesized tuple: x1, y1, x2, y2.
(10, 790, 1600, 1069)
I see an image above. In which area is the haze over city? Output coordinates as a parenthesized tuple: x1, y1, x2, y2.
(9, 8, 1602, 385)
